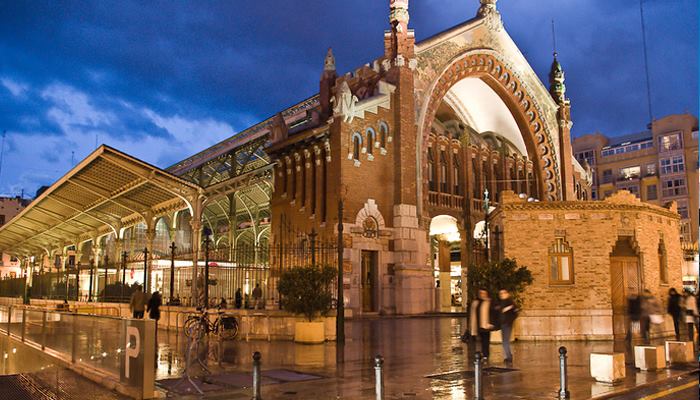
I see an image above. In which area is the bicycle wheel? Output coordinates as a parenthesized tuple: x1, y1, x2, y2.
(187, 319, 206, 341)
(218, 318, 239, 340)
(183, 316, 198, 337)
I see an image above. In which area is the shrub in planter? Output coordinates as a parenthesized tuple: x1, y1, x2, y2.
(278, 265, 336, 321)
(466, 258, 533, 307)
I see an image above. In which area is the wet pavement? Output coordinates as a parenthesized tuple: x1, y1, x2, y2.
(154, 317, 699, 399)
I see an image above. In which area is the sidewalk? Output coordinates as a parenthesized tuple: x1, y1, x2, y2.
(154, 317, 699, 399)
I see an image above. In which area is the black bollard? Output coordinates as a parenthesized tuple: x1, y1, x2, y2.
(558, 346, 570, 399)
(474, 351, 484, 400)
(374, 355, 384, 399)
(252, 351, 262, 400)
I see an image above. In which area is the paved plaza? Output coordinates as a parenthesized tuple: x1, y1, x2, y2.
(151, 317, 698, 399)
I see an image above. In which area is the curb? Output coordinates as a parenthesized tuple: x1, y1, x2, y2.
(589, 368, 699, 399)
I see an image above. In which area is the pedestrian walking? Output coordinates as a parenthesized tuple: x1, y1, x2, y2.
(235, 288, 243, 309)
(683, 289, 698, 343)
(626, 294, 642, 342)
(667, 288, 682, 341)
(219, 297, 227, 309)
(469, 288, 498, 361)
(147, 291, 162, 321)
(252, 283, 263, 310)
(129, 285, 146, 319)
(498, 289, 518, 364)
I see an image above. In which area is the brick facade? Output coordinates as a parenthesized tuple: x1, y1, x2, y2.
(492, 191, 682, 340)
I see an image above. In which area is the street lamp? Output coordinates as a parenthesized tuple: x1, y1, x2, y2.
(483, 189, 490, 262)
(203, 226, 212, 309)
(337, 196, 345, 344)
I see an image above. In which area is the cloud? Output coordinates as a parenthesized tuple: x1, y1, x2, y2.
(0, 77, 28, 97)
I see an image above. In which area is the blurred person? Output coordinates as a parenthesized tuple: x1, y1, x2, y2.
(498, 289, 518, 364)
(626, 294, 642, 342)
(252, 283, 263, 310)
(235, 288, 243, 309)
(667, 288, 682, 340)
(683, 289, 698, 343)
(469, 288, 498, 361)
(129, 285, 146, 319)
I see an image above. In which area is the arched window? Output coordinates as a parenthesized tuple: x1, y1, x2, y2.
(453, 154, 461, 195)
(439, 151, 448, 193)
(549, 237, 574, 284)
(379, 122, 389, 150)
(366, 128, 376, 157)
(428, 148, 436, 191)
(352, 133, 362, 164)
(658, 241, 668, 285)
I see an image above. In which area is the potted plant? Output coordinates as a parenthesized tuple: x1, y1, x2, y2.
(278, 265, 336, 343)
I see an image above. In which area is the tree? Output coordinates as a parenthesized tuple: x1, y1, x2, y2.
(277, 265, 336, 321)
(467, 258, 533, 306)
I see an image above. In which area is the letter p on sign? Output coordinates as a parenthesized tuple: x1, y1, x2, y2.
(125, 326, 140, 378)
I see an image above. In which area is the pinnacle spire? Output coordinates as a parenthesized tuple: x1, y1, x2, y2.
(477, 0, 498, 18)
(389, 0, 409, 31)
(549, 53, 566, 104)
(324, 47, 335, 72)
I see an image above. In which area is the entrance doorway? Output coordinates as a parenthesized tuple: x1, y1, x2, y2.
(361, 250, 377, 312)
(610, 237, 641, 338)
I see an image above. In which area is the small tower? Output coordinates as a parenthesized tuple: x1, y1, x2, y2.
(320, 47, 337, 119)
(549, 51, 576, 201)
(385, 0, 414, 61)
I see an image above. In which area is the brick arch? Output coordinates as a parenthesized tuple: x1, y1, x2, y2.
(418, 52, 561, 204)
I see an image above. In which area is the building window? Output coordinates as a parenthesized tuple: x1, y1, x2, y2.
(601, 148, 615, 157)
(428, 149, 436, 191)
(366, 128, 376, 158)
(575, 150, 595, 166)
(439, 151, 448, 193)
(660, 155, 684, 175)
(591, 189, 597, 200)
(453, 154, 462, 195)
(602, 169, 613, 183)
(658, 241, 668, 285)
(646, 163, 656, 176)
(352, 133, 362, 162)
(661, 178, 687, 197)
(549, 237, 574, 285)
(659, 132, 682, 152)
(619, 166, 640, 180)
(379, 122, 389, 150)
(646, 184, 657, 200)
(640, 140, 653, 149)
(681, 222, 692, 242)
(677, 200, 689, 219)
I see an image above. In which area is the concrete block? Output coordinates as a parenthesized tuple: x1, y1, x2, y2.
(665, 341, 694, 365)
(634, 345, 665, 371)
(590, 352, 625, 384)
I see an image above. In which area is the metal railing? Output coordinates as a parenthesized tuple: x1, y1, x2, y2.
(0, 304, 155, 398)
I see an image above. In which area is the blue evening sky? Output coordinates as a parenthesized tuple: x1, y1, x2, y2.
(0, 0, 697, 197)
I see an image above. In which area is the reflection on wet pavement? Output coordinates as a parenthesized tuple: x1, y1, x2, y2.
(154, 317, 699, 399)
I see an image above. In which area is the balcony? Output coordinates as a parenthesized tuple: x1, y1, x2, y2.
(428, 192, 464, 210)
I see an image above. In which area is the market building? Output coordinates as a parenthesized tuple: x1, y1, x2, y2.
(0, 0, 685, 339)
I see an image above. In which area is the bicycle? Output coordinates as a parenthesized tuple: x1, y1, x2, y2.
(184, 308, 239, 340)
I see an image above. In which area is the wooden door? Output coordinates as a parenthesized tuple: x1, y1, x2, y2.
(610, 257, 640, 338)
(361, 251, 377, 312)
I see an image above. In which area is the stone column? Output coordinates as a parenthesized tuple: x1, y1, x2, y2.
(437, 237, 452, 313)
(190, 196, 204, 307)
(145, 226, 155, 294)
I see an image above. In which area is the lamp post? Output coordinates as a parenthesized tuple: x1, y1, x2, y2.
(121, 251, 127, 301)
(169, 241, 176, 304)
(203, 227, 212, 309)
(337, 198, 345, 344)
(88, 259, 94, 302)
(143, 247, 149, 293)
(103, 255, 109, 301)
(483, 189, 490, 262)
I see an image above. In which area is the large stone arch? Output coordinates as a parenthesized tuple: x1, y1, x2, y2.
(416, 50, 562, 215)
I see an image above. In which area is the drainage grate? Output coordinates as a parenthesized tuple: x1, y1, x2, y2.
(426, 367, 518, 381)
